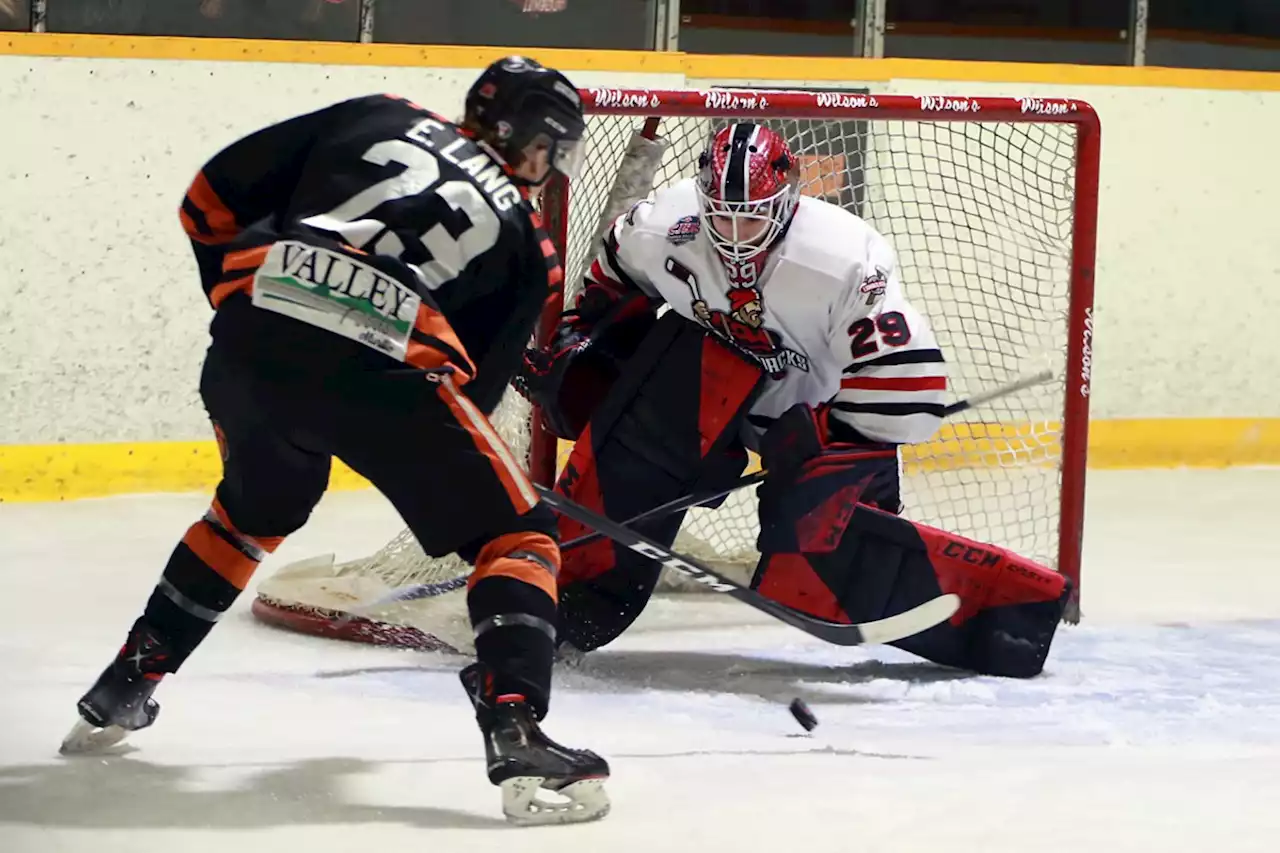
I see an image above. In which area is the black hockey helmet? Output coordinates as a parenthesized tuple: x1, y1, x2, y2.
(465, 55, 586, 185)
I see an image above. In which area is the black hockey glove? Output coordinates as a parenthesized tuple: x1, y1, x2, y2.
(514, 331, 591, 406)
(758, 403, 894, 482)
(515, 292, 659, 439)
(757, 402, 902, 521)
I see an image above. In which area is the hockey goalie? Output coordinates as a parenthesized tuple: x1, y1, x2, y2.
(521, 122, 1072, 678)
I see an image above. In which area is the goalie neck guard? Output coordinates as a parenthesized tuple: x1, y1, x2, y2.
(696, 123, 801, 271)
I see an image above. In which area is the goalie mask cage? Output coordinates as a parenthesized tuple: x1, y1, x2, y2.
(250, 89, 1100, 651)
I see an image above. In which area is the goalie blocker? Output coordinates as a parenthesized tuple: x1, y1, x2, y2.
(534, 312, 1069, 677)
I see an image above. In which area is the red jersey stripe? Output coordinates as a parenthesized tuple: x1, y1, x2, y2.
(841, 376, 947, 392)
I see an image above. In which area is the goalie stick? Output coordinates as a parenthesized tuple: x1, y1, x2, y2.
(534, 484, 959, 646)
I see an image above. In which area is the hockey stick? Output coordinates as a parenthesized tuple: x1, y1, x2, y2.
(357, 368, 1056, 613)
(359, 368, 1058, 611)
(535, 484, 960, 646)
(558, 472, 766, 551)
(344, 473, 770, 615)
(559, 367, 1056, 552)
(937, 368, 1053, 417)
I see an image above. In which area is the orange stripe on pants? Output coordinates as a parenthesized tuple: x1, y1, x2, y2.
(469, 531, 559, 603)
(436, 376, 539, 515)
(405, 303, 476, 380)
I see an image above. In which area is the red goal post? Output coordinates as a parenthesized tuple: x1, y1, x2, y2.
(537, 89, 1100, 614)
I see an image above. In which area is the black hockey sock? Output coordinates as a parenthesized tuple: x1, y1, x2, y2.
(468, 576, 557, 719)
(139, 510, 269, 670)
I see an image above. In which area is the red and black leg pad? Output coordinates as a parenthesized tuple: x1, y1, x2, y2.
(756, 503, 1071, 676)
(751, 401, 902, 622)
(752, 407, 1070, 678)
(555, 312, 764, 652)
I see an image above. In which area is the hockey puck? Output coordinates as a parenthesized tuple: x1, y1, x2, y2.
(789, 697, 818, 732)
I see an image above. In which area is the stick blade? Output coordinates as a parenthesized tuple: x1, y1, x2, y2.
(793, 593, 960, 647)
(855, 593, 961, 645)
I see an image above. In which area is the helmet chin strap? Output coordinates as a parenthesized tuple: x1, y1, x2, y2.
(468, 138, 543, 191)
(477, 137, 559, 188)
(473, 137, 513, 169)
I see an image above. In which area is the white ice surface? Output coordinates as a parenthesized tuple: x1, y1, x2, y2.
(1, 468, 1278, 852)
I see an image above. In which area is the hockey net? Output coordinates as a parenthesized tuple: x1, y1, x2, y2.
(251, 89, 1100, 651)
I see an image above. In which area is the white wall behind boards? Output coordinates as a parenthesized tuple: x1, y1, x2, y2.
(1, 54, 1277, 444)
(0, 56, 678, 443)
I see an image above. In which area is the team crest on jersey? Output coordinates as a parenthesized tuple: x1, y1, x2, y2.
(666, 215, 701, 246)
(664, 257, 809, 378)
(861, 265, 889, 305)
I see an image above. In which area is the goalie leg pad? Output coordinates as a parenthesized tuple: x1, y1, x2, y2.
(755, 481, 1069, 678)
(752, 436, 902, 625)
(556, 313, 763, 651)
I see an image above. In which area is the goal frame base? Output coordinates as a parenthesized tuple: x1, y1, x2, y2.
(249, 596, 458, 651)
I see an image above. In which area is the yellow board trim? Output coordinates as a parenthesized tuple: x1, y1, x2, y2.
(0, 442, 372, 503)
(1087, 418, 1280, 469)
(2, 418, 1277, 503)
(4, 33, 1280, 92)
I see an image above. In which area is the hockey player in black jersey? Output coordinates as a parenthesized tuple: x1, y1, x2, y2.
(62, 56, 609, 826)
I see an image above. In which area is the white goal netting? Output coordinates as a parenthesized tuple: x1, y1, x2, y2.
(252, 92, 1087, 650)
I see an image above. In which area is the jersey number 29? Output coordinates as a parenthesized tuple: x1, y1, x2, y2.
(301, 139, 500, 289)
(849, 311, 912, 359)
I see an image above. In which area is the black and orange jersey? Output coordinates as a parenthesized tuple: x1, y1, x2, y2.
(181, 94, 562, 413)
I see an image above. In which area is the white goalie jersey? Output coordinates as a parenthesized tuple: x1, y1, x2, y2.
(585, 178, 947, 447)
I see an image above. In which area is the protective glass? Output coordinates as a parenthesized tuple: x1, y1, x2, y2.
(552, 137, 587, 184)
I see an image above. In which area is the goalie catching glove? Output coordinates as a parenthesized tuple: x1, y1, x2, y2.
(752, 402, 1071, 678)
(516, 290, 658, 440)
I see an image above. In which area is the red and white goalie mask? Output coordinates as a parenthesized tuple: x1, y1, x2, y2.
(696, 123, 801, 267)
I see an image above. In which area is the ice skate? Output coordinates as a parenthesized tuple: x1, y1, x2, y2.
(461, 663, 610, 826)
(60, 620, 172, 755)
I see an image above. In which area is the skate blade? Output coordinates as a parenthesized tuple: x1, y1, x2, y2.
(499, 776, 611, 826)
(59, 718, 129, 755)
